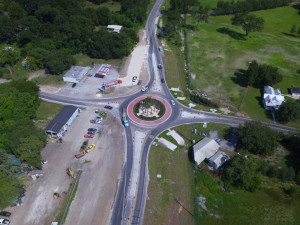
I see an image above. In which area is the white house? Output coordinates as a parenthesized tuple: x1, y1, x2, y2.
(291, 86, 300, 97)
(208, 151, 230, 169)
(262, 85, 285, 109)
(193, 137, 219, 165)
(63, 66, 90, 83)
(107, 25, 123, 33)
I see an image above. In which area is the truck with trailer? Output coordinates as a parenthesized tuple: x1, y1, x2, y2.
(122, 108, 129, 127)
(102, 79, 122, 88)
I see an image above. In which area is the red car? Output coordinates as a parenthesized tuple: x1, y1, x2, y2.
(84, 134, 94, 138)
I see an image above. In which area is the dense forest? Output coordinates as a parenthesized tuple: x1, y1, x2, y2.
(0, 0, 149, 75)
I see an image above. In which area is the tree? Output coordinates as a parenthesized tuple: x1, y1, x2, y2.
(258, 64, 282, 86)
(236, 121, 278, 156)
(0, 172, 21, 209)
(222, 155, 261, 192)
(194, 4, 210, 26)
(245, 60, 259, 86)
(231, 13, 264, 36)
(8, 2, 24, 20)
(297, 27, 300, 35)
(25, 56, 43, 70)
(276, 100, 300, 123)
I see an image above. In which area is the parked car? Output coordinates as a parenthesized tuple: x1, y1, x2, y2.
(88, 131, 95, 135)
(0, 212, 11, 217)
(84, 134, 94, 138)
(132, 76, 137, 82)
(72, 83, 77, 88)
(88, 144, 95, 150)
(157, 64, 162, 69)
(170, 100, 175, 106)
(216, 138, 222, 143)
(41, 160, 47, 165)
(161, 78, 165, 83)
(0, 218, 10, 225)
(88, 128, 97, 132)
(137, 80, 142, 85)
(158, 47, 162, 51)
(199, 133, 207, 137)
(141, 86, 148, 92)
(104, 105, 113, 110)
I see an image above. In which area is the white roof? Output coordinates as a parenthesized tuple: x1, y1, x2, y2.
(209, 151, 229, 168)
(263, 86, 284, 108)
(193, 137, 219, 165)
(63, 66, 90, 80)
(107, 25, 122, 32)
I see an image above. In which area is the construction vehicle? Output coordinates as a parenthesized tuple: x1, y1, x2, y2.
(103, 79, 122, 88)
(53, 193, 61, 199)
(122, 108, 129, 127)
(66, 168, 74, 178)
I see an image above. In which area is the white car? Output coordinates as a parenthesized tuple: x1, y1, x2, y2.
(141, 86, 148, 92)
(170, 100, 175, 105)
(0, 218, 10, 225)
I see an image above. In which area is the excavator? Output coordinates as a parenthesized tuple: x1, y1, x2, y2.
(66, 168, 74, 178)
(53, 193, 61, 199)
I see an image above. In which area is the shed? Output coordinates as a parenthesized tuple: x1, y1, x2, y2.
(107, 25, 123, 33)
(291, 86, 300, 97)
(193, 137, 219, 165)
(63, 66, 90, 83)
(208, 151, 229, 169)
(45, 105, 79, 137)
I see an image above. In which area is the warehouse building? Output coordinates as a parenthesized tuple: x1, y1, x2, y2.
(63, 66, 90, 83)
(45, 105, 79, 137)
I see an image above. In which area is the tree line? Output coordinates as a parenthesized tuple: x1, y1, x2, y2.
(222, 121, 300, 192)
(0, 80, 46, 208)
(214, 0, 293, 15)
(0, 0, 148, 75)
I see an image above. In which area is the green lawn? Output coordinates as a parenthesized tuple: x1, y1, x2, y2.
(35, 101, 64, 129)
(188, 6, 300, 121)
(195, 171, 300, 225)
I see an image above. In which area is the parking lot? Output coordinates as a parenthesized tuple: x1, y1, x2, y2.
(8, 108, 125, 225)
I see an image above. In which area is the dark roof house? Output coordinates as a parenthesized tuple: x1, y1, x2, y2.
(45, 105, 79, 136)
(291, 86, 300, 97)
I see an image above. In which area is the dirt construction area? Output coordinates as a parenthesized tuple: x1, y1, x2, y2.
(8, 108, 125, 225)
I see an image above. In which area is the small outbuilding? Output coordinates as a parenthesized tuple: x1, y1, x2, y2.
(45, 105, 79, 137)
(107, 25, 122, 33)
(63, 66, 90, 83)
(208, 151, 229, 170)
(193, 137, 219, 165)
(291, 86, 300, 97)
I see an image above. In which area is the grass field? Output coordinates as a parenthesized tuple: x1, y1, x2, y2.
(35, 101, 64, 129)
(195, 171, 300, 225)
(143, 123, 230, 225)
(187, 6, 300, 121)
(144, 122, 300, 225)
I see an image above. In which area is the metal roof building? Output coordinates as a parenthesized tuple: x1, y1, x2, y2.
(107, 25, 123, 33)
(208, 151, 229, 169)
(193, 137, 219, 165)
(63, 66, 90, 83)
(45, 105, 79, 137)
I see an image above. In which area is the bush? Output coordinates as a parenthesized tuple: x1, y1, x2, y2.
(190, 94, 219, 108)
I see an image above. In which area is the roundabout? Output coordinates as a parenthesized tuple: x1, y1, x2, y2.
(127, 95, 172, 126)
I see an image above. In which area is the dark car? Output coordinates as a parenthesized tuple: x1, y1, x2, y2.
(72, 83, 77, 88)
(88, 128, 97, 132)
(161, 78, 165, 83)
(0, 211, 11, 217)
(104, 105, 113, 110)
(157, 64, 162, 69)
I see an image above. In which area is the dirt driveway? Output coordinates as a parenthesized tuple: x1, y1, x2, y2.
(8, 108, 125, 225)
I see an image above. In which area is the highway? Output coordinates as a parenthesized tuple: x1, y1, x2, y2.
(38, 0, 299, 224)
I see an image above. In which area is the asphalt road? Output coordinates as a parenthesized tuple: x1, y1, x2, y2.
(38, 0, 299, 224)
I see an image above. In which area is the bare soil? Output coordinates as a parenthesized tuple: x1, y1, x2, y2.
(8, 108, 125, 225)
